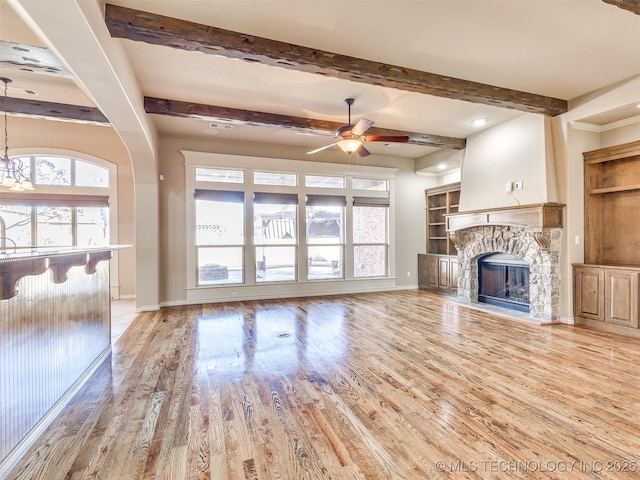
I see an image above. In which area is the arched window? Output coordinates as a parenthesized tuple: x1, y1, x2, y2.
(0, 154, 115, 250)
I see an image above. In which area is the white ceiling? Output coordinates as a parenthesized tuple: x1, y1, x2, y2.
(1, 0, 640, 170)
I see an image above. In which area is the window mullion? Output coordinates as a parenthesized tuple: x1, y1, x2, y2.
(31, 206, 36, 247)
(345, 200, 353, 279)
(246, 193, 255, 286)
(71, 207, 77, 246)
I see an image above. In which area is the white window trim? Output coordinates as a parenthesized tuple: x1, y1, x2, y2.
(183, 150, 398, 302)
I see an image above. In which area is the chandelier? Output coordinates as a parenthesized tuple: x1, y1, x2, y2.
(1, 77, 34, 191)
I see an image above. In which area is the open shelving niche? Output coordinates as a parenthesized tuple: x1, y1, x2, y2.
(427, 184, 460, 255)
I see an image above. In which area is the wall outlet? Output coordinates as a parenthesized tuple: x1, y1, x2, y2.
(231, 291, 238, 297)
(505, 181, 513, 192)
(514, 180, 523, 190)
(406, 271, 411, 277)
(575, 235, 581, 245)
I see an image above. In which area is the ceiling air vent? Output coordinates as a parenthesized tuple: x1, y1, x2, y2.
(208, 122, 233, 130)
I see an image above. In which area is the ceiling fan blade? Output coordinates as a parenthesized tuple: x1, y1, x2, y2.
(356, 144, 371, 157)
(364, 135, 410, 143)
(351, 118, 375, 136)
(306, 142, 338, 155)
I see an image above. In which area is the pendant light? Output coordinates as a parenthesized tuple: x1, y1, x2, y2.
(1, 77, 34, 191)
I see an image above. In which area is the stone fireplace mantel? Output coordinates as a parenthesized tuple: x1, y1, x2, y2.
(445, 203, 565, 322)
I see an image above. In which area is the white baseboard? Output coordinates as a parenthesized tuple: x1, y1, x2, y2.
(135, 304, 161, 312)
(560, 315, 575, 325)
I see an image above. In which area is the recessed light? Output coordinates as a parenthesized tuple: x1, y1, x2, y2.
(471, 118, 488, 127)
(636, 103, 640, 109)
(437, 163, 447, 170)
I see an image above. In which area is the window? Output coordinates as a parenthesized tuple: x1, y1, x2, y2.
(305, 175, 344, 189)
(25, 156, 110, 187)
(35, 156, 71, 185)
(306, 195, 346, 280)
(195, 190, 245, 285)
(195, 167, 244, 184)
(353, 197, 389, 277)
(76, 162, 109, 187)
(37, 206, 72, 246)
(0, 205, 31, 246)
(254, 192, 298, 283)
(0, 195, 110, 249)
(77, 207, 109, 246)
(352, 178, 387, 191)
(184, 151, 396, 294)
(254, 171, 297, 187)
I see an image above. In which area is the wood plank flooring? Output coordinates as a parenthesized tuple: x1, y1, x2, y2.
(6, 290, 640, 479)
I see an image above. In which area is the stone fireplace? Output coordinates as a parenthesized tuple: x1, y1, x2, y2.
(446, 203, 564, 322)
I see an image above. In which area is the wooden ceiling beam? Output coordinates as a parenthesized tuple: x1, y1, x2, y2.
(0, 96, 109, 124)
(105, 4, 568, 117)
(601, 0, 640, 15)
(144, 96, 466, 150)
(0, 41, 73, 78)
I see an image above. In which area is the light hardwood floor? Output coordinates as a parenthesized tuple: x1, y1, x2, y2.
(6, 291, 640, 479)
(111, 298, 138, 344)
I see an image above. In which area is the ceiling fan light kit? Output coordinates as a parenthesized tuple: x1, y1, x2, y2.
(337, 138, 363, 155)
(307, 98, 409, 158)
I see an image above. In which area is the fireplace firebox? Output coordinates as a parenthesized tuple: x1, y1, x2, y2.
(477, 253, 530, 313)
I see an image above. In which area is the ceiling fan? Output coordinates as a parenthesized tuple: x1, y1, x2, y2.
(306, 98, 409, 157)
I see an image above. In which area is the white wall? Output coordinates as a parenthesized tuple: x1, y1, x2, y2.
(459, 114, 557, 211)
(601, 123, 640, 148)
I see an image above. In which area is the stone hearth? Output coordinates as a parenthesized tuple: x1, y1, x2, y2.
(446, 204, 564, 322)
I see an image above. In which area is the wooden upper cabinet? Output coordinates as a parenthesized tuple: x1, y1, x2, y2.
(583, 140, 640, 266)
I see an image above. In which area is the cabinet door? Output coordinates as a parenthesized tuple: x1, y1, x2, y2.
(574, 267, 604, 321)
(425, 255, 438, 288)
(417, 255, 428, 288)
(449, 258, 459, 293)
(438, 257, 449, 288)
(605, 270, 639, 327)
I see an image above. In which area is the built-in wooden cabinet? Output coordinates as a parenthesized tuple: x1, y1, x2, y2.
(418, 254, 458, 293)
(574, 140, 640, 336)
(419, 183, 460, 294)
(418, 254, 458, 294)
(574, 265, 640, 332)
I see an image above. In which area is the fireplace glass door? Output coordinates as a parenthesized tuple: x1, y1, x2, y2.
(478, 253, 530, 312)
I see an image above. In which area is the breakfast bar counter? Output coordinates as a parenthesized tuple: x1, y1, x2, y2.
(0, 246, 127, 474)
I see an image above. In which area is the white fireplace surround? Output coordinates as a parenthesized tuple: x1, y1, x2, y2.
(446, 204, 564, 322)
